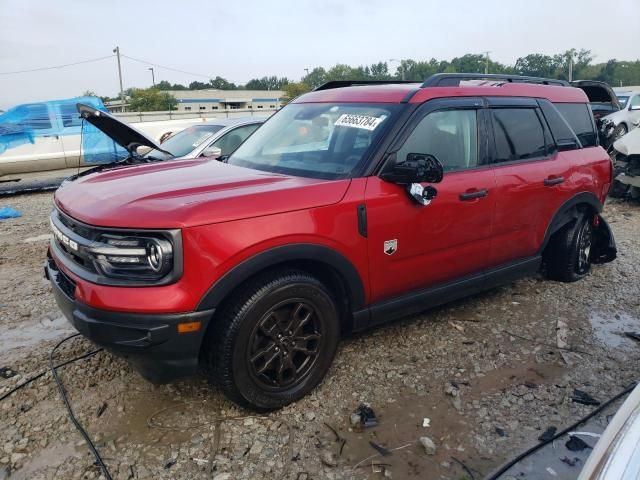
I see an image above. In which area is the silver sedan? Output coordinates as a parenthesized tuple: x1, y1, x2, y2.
(144, 117, 265, 161)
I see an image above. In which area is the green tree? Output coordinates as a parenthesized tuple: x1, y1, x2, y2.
(156, 80, 187, 91)
(514, 54, 558, 77)
(128, 88, 177, 111)
(188, 80, 209, 90)
(302, 67, 328, 88)
(208, 76, 238, 90)
(283, 82, 311, 103)
(245, 76, 290, 90)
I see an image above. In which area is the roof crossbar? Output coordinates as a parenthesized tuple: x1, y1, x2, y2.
(422, 73, 570, 87)
(313, 80, 417, 91)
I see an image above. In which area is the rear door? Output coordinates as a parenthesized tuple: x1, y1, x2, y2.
(58, 102, 83, 167)
(364, 98, 496, 303)
(488, 98, 573, 265)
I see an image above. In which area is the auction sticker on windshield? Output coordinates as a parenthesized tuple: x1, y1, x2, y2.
(334, 114, 386, 131)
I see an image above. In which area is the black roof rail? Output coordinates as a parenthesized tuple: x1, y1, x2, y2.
(313, 80, 417, 91)
(422, 73, 570, 87)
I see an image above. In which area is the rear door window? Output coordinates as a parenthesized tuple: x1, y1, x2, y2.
(490, 108, 546, 163)
(211, 123, 260, 156)
(554, 103, 597, 147)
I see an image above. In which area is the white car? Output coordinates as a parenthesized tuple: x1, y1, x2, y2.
(579, 383, 640, 479)
(604, 89, 640, 138)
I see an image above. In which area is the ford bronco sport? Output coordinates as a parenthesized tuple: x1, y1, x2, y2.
(46, 73, 617, 410)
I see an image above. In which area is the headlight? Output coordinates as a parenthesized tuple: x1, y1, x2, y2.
(90, 234, 174, 281)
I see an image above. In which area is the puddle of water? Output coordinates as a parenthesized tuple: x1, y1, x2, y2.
(331, 360, 566, 479)
(1, 315, 72, 355)
(589, 311, 640, 349)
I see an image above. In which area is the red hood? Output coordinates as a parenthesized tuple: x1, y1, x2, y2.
(55, 158, 350, 228)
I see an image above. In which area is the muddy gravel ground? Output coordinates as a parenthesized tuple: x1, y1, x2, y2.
(1, 192, 640, 480)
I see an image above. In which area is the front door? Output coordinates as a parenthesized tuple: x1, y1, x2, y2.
(365, 99, 495, 304)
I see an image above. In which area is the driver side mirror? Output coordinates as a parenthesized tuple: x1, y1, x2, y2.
(380, 153, 444, 185)
(201, 146, 222, 159)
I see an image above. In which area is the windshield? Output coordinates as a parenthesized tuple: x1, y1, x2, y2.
(617, 95, 629, 108)
(228, 103, 399, 179)
(145, 124, 224, 159)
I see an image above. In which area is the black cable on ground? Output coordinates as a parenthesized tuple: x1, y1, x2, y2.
(0, 345, 102, 402)
(50, 334, 113, 480)
(485, 381, 638, 480)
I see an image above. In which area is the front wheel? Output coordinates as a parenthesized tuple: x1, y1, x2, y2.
(613, 123, 628, 140)
(545, 212, 593, 282)
(203, 270, 340, 410)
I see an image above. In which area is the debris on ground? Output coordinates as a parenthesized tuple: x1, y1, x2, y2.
(351, 403, 378, 428)
(625, 332, 640, 342)
(0, 207, 21, 219)
(565, 435, 593, 452)
(369, 441, 392, 457)
(419, 436, 437, 455)
(538, 426, 557, 442)
(495, 427, 506, 437)
(571, 389, 601, 406)
(560, 456, 582, 467)
(0, 367, 17, 379)
(96, 402, 108, 418)
(320, 451, 338, 467)
(422, 417, 431, 427)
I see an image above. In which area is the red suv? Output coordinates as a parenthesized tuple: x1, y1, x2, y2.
(46, 74, 616, 410)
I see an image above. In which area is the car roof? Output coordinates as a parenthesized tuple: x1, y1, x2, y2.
(295, 80, 588, 105)
(203, 116, 265, 127)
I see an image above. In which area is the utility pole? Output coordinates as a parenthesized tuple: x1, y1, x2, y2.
(304, 68, 309, 77)
(148, 67, 155, 87)
(568, 56, 573, 82)
(113, 46, 125, 111)
(482, 51, 491, 74)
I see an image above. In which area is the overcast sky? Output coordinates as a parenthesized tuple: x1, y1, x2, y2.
(1, 0, 638, 109)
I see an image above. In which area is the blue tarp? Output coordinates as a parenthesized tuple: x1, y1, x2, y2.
(0, 96, 127, 164)
(0, 207, 21, 219)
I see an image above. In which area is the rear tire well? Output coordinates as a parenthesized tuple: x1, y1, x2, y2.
(542, 202, 595, 258)
(199, 260, 352, 360)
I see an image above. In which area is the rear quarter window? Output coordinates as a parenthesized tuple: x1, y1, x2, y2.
(554, 103, 597, 148)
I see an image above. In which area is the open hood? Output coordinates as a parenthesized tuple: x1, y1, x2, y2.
(571, 80, 621, 117)
(77, 103, 167, 154)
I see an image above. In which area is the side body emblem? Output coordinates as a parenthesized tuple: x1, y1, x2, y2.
(384, 239, 398, 256)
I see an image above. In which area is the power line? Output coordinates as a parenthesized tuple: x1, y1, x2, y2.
(121, 54, 249, 84)
(0, 55, 115, 75)
(121, 54, 213, 79)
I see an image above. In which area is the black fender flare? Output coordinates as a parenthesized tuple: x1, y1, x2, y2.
(538, 192, 602, 254)
(195, 243, 366, 312)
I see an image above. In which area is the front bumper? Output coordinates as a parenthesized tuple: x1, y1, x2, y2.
(45, 252, 214, 383)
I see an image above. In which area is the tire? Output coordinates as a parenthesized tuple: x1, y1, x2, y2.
(545, 211, 594, 282)
(203, 270, 340, 410)
(613, 123, 628, 140)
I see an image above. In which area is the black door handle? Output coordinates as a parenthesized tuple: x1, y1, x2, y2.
(459, 189, 488, 201)
(544, 176, 564, 186)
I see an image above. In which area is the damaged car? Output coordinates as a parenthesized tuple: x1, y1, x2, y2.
(609, 126, 640, 200)
(66, 104, 263, 181)
(46, 73, 617, 410)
